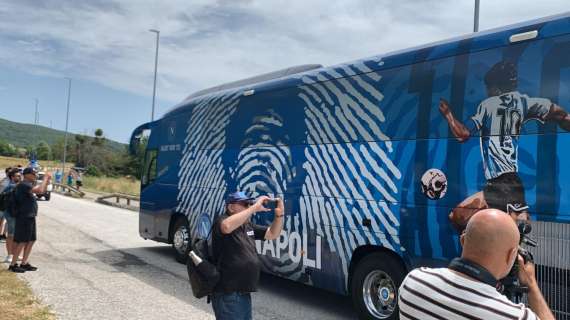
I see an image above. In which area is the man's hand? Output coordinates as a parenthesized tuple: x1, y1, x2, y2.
(519, 255, 556, 320)
(439, 98, 451, 116)
(517, 255, 537, 288)
(251, 196, 272, 214)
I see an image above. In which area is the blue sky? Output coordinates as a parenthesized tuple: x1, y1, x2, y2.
(0, 0, 568, 143)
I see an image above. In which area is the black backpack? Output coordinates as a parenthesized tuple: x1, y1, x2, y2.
(0, 188, 16, 214)
(186, 222, 222, 300)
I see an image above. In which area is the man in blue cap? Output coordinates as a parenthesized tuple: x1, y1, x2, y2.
(210, 191, 284, 320)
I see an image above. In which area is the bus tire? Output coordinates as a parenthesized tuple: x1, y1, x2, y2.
(172, 217, 190, 264)
(350, 252, 406, 320)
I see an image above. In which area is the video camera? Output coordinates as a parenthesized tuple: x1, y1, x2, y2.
(500, 220, 537, 302)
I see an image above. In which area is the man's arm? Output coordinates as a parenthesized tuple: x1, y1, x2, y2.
(439, 98, 471, 142)
(220, 196, 270, 234)
(31, 173, 51, 195)
(518, 256, 555, 320)
(545, 104, 570, 132)
(265, 198, 285, 240)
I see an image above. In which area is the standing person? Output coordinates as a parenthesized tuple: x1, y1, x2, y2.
(3, 168, 22, 263)
(8, 167, 51, 273)
(398, 209, 555, 320)
(54, 169, 62, 184)
(0, 167, 12, 240)
(75, 170, 83, 191)
(67, 171, 74, 187)
(211, 191, 285, 320)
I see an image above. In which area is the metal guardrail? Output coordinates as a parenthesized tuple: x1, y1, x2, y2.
(52, 183, 85, 198)
(95, 193, 140, 211)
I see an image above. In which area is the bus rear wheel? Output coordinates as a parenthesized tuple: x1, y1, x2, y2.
(350, 252, 406, 320)
(172, 217, 190, 263)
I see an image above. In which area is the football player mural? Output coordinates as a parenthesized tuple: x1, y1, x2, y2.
(438, 60, 570, 231)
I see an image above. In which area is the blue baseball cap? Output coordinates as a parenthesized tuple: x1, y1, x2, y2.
(226, 191, 254, 204)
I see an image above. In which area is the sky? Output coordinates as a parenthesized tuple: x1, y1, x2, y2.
(0, 0, 568, 143)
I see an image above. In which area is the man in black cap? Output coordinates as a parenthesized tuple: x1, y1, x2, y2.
(8, 167, 51, 273)
(210, 191, 284, 320)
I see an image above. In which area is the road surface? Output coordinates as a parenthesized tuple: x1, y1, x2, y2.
(1, 193, 356, 319)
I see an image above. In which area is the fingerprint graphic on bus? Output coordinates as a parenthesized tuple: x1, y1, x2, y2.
(296, 60, 402, 282)
(176, 92, 241, 230)
(232, 109, 306, 279)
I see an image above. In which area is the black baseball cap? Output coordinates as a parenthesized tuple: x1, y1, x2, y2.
(22, 167, 37, 175)
(226, 191, 254, 204)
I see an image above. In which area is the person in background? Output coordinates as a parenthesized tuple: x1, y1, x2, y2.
(0, 167, 12, 241)
(54, 169, 62, 184)
(67, 171, 74, 187)
(75, 170, 83, 191)
(3, 168, 22, 264)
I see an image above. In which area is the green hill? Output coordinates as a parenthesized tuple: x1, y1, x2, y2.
(0, 117, 126, 153)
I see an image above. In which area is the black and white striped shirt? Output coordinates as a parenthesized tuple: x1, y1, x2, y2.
(399, 267, 539, 320)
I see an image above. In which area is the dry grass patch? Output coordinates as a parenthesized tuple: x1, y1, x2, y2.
(82, 175, 140, 197)
(0, 269, 56, 320)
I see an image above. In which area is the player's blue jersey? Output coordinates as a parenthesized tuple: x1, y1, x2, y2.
(470, 91, 552, 180)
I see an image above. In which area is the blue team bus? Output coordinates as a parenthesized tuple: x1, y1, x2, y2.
(130, 13, 570, 320)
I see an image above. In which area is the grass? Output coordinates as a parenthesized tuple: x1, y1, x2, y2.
(82, 175, 140, 196)
(0, 269, 56, 320)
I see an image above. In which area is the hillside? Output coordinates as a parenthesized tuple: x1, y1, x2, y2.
(0, 117, 126, 152)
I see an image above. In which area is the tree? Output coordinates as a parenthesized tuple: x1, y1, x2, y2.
(36, 141, 52, 160)
(93, 128, 106, 146)
(0, 139, 16, 156)
(51, 138, 76, 163)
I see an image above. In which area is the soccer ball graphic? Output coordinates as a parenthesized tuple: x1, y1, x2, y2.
(420, 169, 448, 200)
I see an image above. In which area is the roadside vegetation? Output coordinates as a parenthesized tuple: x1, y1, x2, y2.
(0, 269, 56, 320)
(82, 175, 140, 196)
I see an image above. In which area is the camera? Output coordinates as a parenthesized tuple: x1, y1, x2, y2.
(500, 220, 537, 302)
(264, 199, 278, 209)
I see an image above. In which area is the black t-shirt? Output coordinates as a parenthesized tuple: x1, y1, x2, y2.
(212, 213, 268, 293)
(14, 182, 38, 218)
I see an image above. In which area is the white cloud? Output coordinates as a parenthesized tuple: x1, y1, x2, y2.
(0, 0, 568, 106)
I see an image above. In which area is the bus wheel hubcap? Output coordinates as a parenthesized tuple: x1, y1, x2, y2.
(173, 226, 189, 254)
(363, 270, 396, 319)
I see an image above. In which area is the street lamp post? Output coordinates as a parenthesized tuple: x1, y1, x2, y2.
(474, 0, 480, 32)
(61, 77, 72, 181)
(34, 98, 39, 159)
(149, 29, 160, 121)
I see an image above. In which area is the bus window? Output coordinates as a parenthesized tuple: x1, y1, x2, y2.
(142, 149, 158, 187)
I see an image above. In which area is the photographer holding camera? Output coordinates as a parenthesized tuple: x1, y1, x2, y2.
(210, 191, 284, 320)
(399, 209, 554, 320)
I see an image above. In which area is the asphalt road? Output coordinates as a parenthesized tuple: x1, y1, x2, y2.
(1, 193, 356, 320)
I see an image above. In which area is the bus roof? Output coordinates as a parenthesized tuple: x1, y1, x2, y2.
(163, 11, 570, 119)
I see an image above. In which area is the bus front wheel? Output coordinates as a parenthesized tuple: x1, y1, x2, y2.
(350, 252, 406, 320)
(172, 217, 190, 263)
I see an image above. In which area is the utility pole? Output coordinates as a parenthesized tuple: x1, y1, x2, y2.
(33, 98, 39, 161)
(474, 0, 480, 32)
(149, 29, 160, 121)
(62, 78, 72, 180)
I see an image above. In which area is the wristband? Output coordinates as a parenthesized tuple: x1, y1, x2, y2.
(275, 214, 284, 218)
